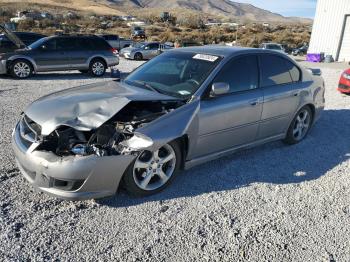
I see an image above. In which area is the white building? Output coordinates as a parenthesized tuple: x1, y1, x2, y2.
(309, 0, 350, 61)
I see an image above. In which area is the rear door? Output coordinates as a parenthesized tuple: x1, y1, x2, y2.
(257, 54, 301, 139)
(195, 55, 263, 157)
(70, 37, 92, 69)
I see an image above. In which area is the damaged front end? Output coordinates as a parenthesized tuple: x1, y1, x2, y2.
(38, 100, 184, 157)
(12, 100, 184, 200)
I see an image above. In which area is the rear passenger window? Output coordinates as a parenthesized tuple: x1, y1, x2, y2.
(91, 38, 111, 50)
(104, 35, 118, 41)
(260, 55, 298, 87)
(213, 55, 259, 93)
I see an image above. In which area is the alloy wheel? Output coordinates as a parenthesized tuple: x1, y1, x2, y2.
(92, 62, 105, 76)
(13, 62, 31, 78)
(292, 109, 311, 141)
(133, 144, 176, 191)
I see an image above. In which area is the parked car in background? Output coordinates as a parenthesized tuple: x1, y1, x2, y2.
(259, 43, 285, 53)
(131, 26, 146, 40)
(292, 45, 309, 56)
(0, 34, 119, 78)
(120, 42, 172, 60)
(99, 34, 133, 51)
(281, 44, 293, 54)
(0, 27, 46, 53)
(12, 46, 325, 200)
(338, 68, 350, 94)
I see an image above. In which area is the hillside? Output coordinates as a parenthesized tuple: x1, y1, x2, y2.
(0, 0, 126, 15)
(108, 0, 312, 23)
(0, 0, 312, 23)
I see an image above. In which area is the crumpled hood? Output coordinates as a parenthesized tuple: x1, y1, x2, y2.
(25, 81, 177, 136)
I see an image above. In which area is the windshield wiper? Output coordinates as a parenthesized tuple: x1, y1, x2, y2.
(132, 80, 160, 93)
(126, 79, 184, 99)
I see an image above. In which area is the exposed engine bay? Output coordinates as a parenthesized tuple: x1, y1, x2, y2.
(36, 100, 184, 157)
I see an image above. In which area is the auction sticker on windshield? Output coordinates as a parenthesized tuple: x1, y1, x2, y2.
(193, 54, 219, 62)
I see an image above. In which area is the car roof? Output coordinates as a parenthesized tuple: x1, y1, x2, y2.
(14, 32, 46, 36)
(168, 45, 254, 57)
(45, 35, 100, 39)
(168, 45, 293, 59)
(262, 43, 282, 46)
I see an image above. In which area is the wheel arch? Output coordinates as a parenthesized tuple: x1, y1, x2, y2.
(172, 135, 189, 170)
(7, 56, 36, 72)
(88, 56, 107, 67)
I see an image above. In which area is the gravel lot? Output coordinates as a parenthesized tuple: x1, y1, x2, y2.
(0, 57, 349, 261)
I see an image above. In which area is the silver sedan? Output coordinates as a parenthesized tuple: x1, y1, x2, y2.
(120, 42, 172, 60)
(12, 46, 325, 200)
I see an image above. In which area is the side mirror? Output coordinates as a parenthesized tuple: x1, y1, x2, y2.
(211, 82, 229, 96)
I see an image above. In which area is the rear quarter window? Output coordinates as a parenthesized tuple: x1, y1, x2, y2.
(260, 54, 300, 87)
(88, 38, 111, 50)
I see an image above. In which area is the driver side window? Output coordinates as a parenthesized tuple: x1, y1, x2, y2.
(42, 39, 56, 51)
(213, 55, 259, 94)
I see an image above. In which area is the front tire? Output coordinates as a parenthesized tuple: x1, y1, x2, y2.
(134, 52, 143, 61)
(89, 59, 106, 77)
(123, 141, 182, 196)
(10, 59, 33, 79)
(283, 106, 312, 145)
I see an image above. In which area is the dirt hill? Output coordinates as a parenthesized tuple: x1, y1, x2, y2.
(0, 0, 312, 23)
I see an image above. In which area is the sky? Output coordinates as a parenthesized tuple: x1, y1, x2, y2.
(235, 0, 318, 18)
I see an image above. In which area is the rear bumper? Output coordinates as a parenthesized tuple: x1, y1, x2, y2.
(0, 59, 7, 74)
(12, 122, 135, 200)
(105, 56, 119, 67)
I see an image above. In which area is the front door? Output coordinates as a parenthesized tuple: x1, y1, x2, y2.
(143, 43, 160, 59)
(194, 55, 263, 158)
(34, 38, 72, 71)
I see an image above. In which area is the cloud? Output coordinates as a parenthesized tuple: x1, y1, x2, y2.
(235, 0, 317, 18)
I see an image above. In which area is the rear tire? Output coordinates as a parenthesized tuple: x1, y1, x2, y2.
(10, 59, 33, 79)
(122, 141, 182, 197)
(89, 59, 106, 77)
(283, 106, 313, 145)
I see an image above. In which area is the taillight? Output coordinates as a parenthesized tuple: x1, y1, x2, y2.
(111, 48, 118, 55)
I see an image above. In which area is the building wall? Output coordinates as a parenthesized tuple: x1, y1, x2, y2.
(309, 0, 350, 61)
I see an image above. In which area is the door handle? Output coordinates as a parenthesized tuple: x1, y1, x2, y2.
(292, 92, 299, 97)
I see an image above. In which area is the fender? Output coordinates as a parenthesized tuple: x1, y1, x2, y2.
(7, 55, 38, 71)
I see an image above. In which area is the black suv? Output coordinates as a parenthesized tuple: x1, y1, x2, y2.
(0, 32, 46, 53)
(0, 33, 119, 79)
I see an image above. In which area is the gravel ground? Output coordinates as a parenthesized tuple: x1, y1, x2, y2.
(0, 58, 349, 261)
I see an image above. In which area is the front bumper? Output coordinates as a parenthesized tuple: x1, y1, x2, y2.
(12, 122, 135, 200)
(0, 59, 7, 74)
(338, 78, 350, 93)
(120, 53, 131, 59)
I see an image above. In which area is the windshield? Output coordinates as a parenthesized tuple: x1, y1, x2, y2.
(125, 51, 221, 99)
(28, 37, 48, 49)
